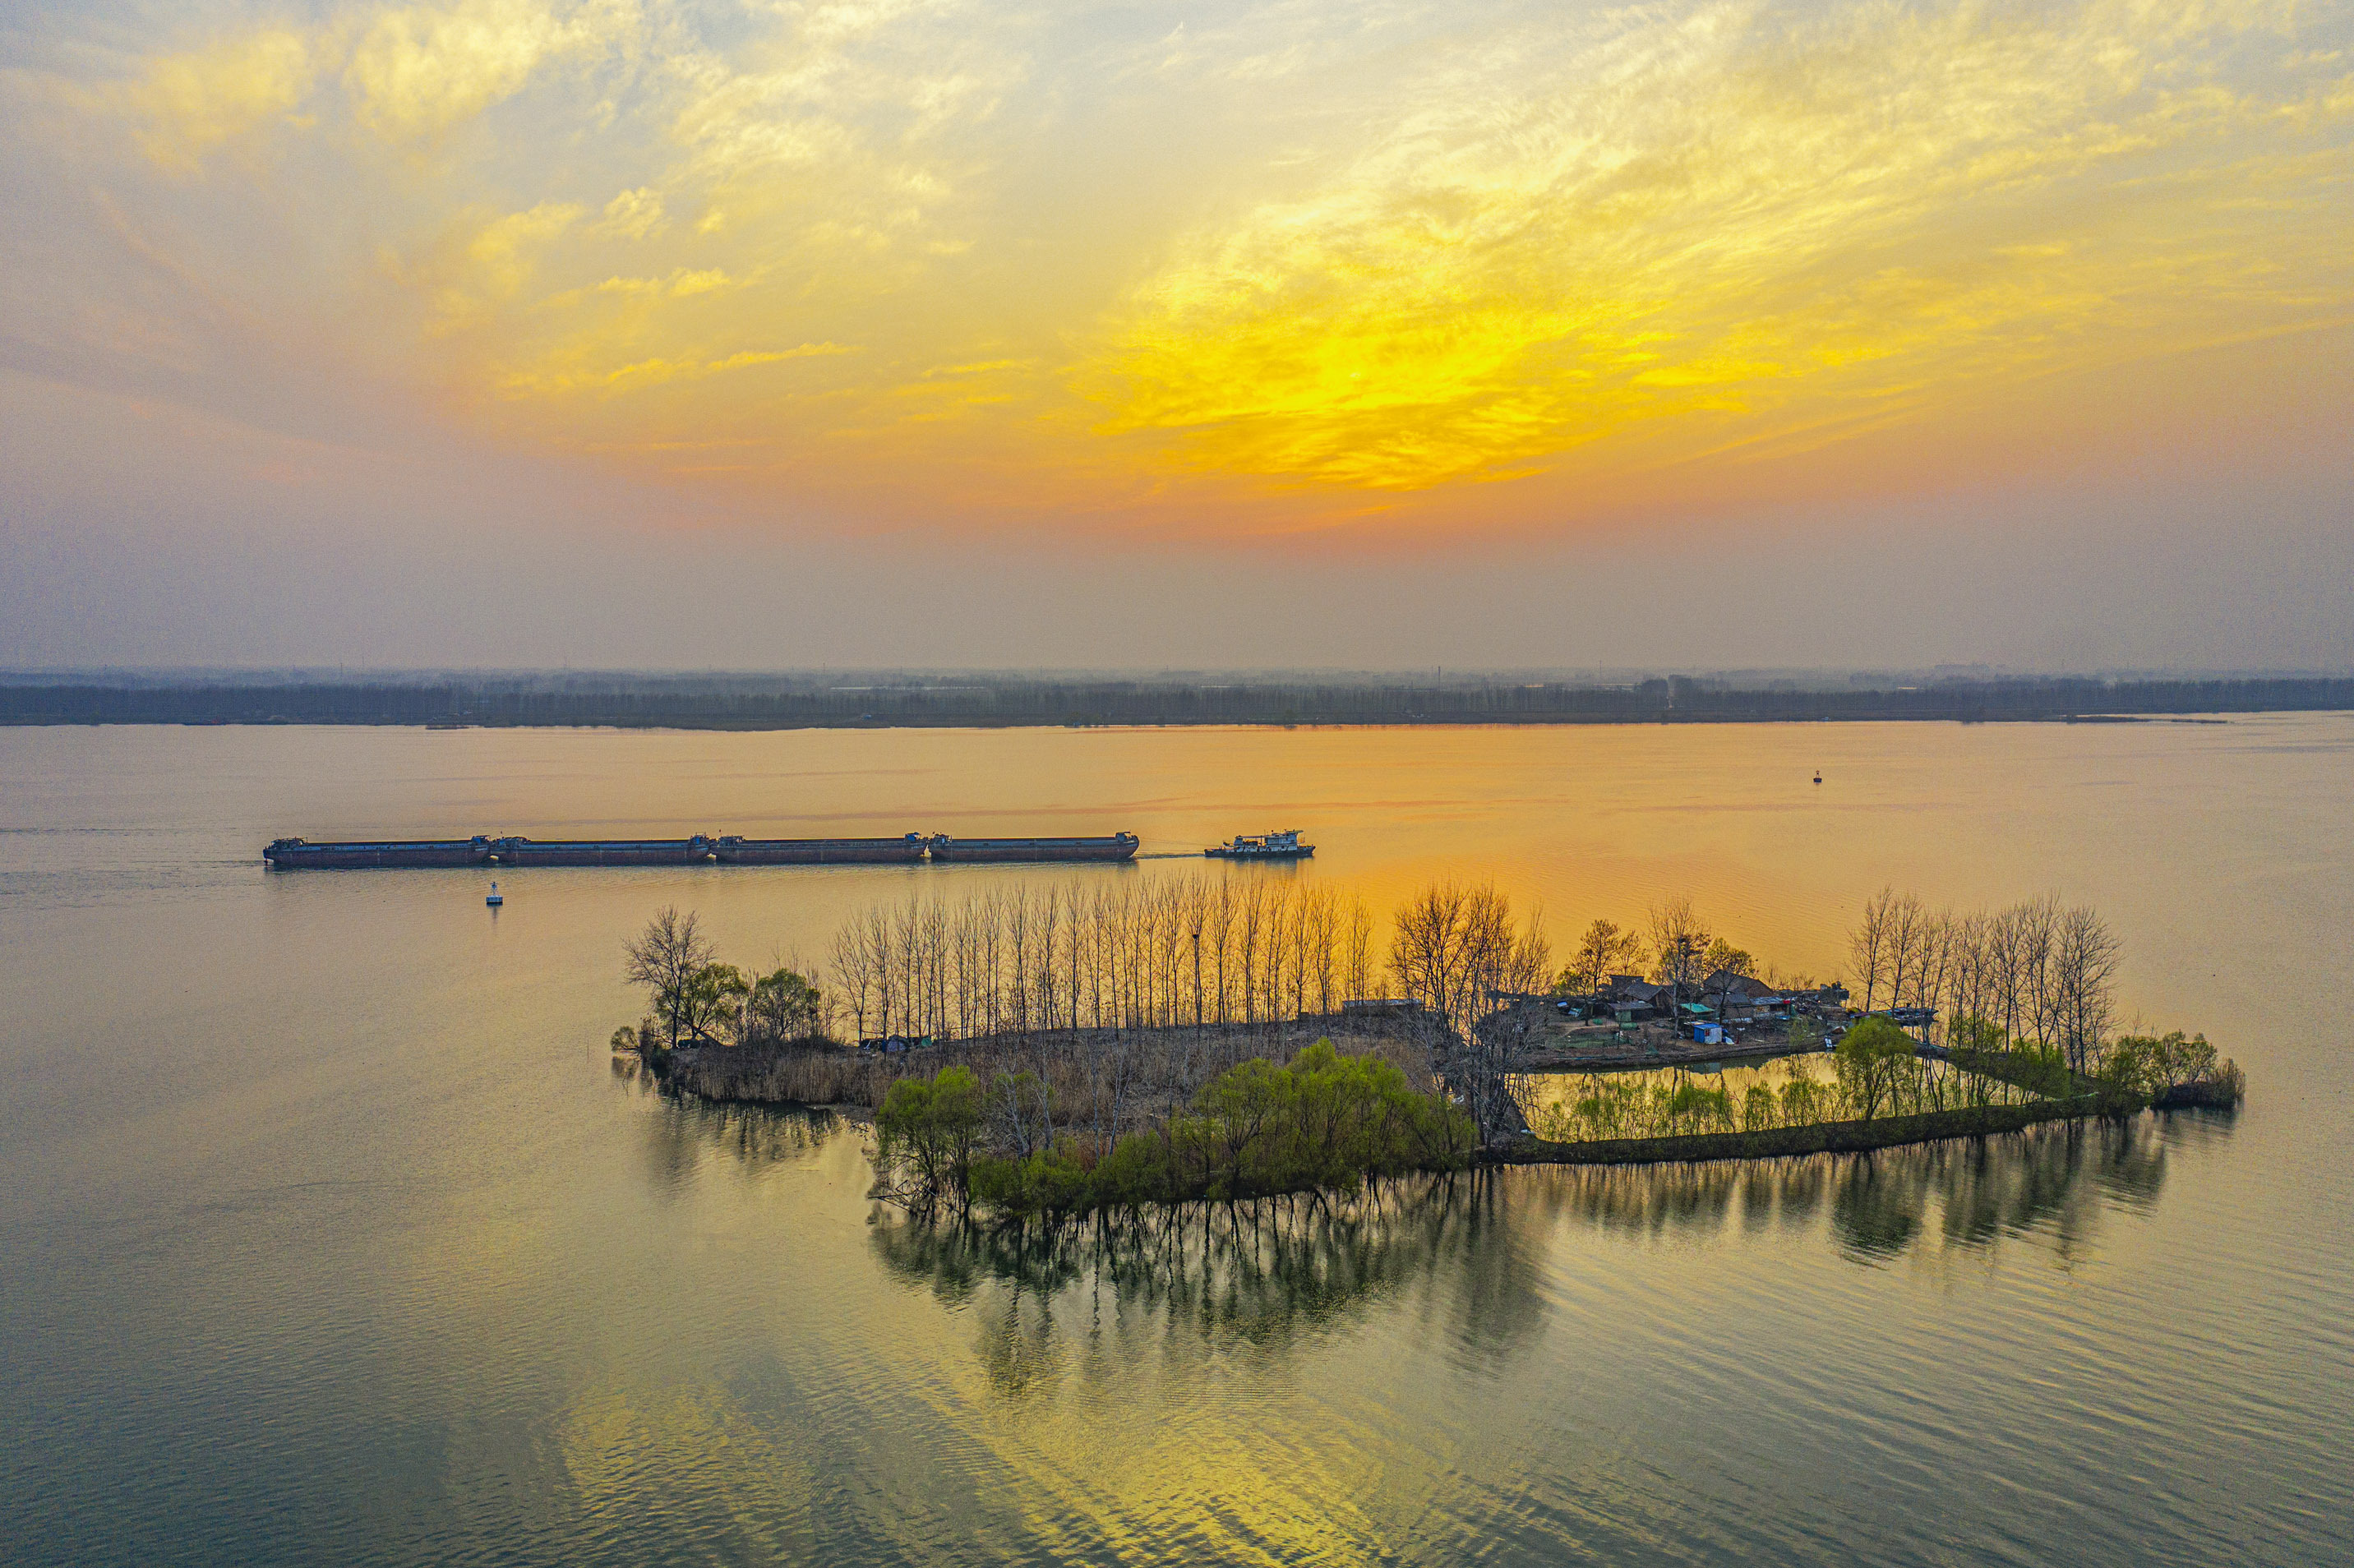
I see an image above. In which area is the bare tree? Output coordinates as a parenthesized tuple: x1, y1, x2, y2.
(1035, 887, 1063, 1033)
(1647, 897, 1711, 1012)
(2013, 895, 2059, 1049)
(1235, 883, 1268, 1030)
(1984, 901, 2026, 1049)
(1882, 892, 1926, 1017)
(1207, 876, 1236, 1025)
(1849, 887, 1895, 1014)
(865, 905, 898, 1039)
(1390, 879, 1547, 1143)
(2052, 904, 2121, 1072)
(831, 920, 875, 1043)
(1899, 906, 1951, 1037)
(1391, 881, 1476, 1037)
(1342, 895, 1374, 1004)
(1566, 917, 1643, 995)
(623, 907, 716, 1046)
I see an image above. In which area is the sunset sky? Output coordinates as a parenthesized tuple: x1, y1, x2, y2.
(3, 0, 2351, 669)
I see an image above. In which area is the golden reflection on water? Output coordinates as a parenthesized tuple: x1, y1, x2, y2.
(0, 718, 2342, 1566)
(498, 1099, 2234, 1561)
(654, 1085, 2201, 1364)
(559, 1386, 826, 1556)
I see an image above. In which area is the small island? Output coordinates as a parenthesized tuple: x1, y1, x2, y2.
(614, 879, 2243, 1219)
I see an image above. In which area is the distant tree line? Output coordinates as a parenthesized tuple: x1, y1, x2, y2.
(8, 673, 2352, 728)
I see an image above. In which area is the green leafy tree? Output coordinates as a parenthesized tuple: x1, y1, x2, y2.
(2103, 1030, 2219, 1098)
(1835, 1017, 1919, 1121)
(742, 966, 825, 1044)
(960, 1043, 1475, 1215)
(875, 1066, 985, 1211)
(1779, 1075, 1826, 1126)
(675, 963, 750, 1042)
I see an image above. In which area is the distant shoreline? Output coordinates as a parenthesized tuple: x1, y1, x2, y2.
(4, 676, 2350, 730)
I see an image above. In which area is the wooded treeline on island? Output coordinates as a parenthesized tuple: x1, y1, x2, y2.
(611, 876, 2242, 1218)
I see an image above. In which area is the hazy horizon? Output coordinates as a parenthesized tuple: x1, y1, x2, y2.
(7, 662, 2354, 683)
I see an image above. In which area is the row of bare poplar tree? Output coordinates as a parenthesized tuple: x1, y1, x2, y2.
(1849, 888, 2121, 1072)
(820, 873, 1558, 1141)
(828, 875, 1382, 1043)
(810, 876, 2128, 1135)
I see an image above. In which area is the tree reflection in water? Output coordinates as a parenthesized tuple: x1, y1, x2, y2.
(1509, 1112, 2227, 1265)
(872, 1173, 1552, 1394)
(632, 1072, 2235, 1400)
(625, 1054, 852, 1190)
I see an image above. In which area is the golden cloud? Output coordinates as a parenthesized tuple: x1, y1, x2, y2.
(42, 0, 2354, 533)
(499, 342, 854, 396)
(344, 0, 620, 141)
(126, 29, 316, 170)
(1076, 0, 2353, 492)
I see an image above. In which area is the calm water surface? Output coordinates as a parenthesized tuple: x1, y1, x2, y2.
(2, 719, 2349, 1566)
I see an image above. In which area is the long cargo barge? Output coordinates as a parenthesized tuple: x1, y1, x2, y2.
(261, 837, 497, 869)
(716, 834, 930, 865)
(926, 832, 1139, 863)
(263, 831, 1130, 869)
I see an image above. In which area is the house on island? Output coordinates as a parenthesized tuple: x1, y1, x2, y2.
(1604, 975, 1666, 1024)
(1700, 970, 1790, 1022)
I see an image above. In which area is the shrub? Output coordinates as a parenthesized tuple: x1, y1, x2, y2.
(2102, 1031, 2220, 1098)
(894, 1042, 1475, 1217)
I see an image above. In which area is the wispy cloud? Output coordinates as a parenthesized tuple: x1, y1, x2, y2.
(122, 28, 318, 170)
(14, 0, 2352, 537)
(499, 340, 855, 394)
(344, 0, 630, 141)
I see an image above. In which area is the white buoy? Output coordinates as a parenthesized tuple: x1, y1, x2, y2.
(486, 881, 503, 907)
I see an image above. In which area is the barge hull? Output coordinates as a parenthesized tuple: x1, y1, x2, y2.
(495, 841, 709, 866)
(718, 836, 928, 865)
(928, 834, 1139, 863)
(265, 838, 487, 869)
(265, 830, 1139, 868)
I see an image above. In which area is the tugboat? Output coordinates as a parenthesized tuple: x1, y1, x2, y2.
(1206, 829, 1314, 860)
(485, 881, 503, 907)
